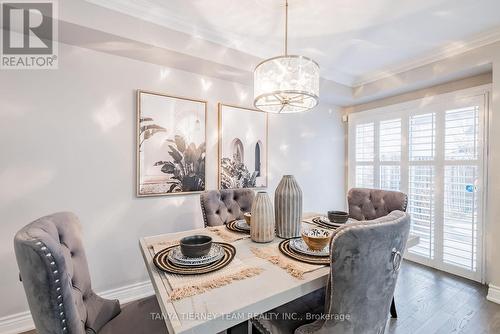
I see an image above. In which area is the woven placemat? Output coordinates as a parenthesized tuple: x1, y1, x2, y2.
(226, 220, 250, 234)
(153, 242, 236, 275)
(310, 217, 341, 230)
(278, 239, 330, 265)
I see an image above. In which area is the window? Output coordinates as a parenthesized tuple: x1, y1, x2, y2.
(348, 86, 488, 282)
(380, 118, 401, 191)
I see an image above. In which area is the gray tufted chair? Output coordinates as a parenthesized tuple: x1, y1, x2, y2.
(14, 212, 167, 334)
(347, 187, 408, 318)
(295, 211, 411, 334)
(200, 189, 255, 227)
(347, 188, 408, 221)
(253, 211, 411, 334)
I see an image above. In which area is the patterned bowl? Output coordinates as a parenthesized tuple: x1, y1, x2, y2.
(180, 235, 212, 258)
(327, 210, 349, 224)
(244, 212, 252, 226)
(301, 228, 332, 251)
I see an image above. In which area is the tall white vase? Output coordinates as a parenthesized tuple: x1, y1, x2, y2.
(275, 175, 303, 238)
(251, 191, 275, 243)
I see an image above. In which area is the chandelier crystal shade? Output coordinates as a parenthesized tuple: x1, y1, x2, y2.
(253, 0, 320, 113)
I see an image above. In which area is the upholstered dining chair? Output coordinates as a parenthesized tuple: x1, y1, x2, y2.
(252, 211, 411, 334)
(200, 189, 255, 227)
(347, 187, 408, 318)
(14, 212, 167, 334)
(347, 188, 408, 221)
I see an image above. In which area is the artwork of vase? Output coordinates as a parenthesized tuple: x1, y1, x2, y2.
(250, 192, 275, 243)
(275, 175, 303, 238)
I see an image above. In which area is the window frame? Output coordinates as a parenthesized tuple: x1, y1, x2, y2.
(347, 84, 490, 283)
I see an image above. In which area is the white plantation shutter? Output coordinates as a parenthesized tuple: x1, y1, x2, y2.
(380, 119, 401, 161)
(356, 165, 374, 188)
(348, 86, 488, 282)
(379, 119, 401, 191)
(354, 123, 374, 188)
(380, 165, 400, 191)
(443, 166, 478, 270)
(355, 122, 374, 162)
(407, 113, 436, 259)
(441, 106, 481, 272)
(409, 113, 435, 161)
(408, 165, 435, 259)
(445, 107, 479, 160)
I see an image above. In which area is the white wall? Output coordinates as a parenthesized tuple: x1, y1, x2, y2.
(0, 42, 345, 320)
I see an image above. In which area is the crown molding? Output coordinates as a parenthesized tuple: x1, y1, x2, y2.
(84, 0, 359, 85)
(84, 0, 500, 90)
(351, 26, 500, 87)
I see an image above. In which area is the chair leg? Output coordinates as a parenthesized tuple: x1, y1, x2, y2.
(390, 297, 397, 318)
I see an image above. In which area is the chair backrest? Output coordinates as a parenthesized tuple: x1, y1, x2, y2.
(200, 189, 255, 227)
(14, 212, 120, 334)
(348, 188, 408, 220)
(304, 211, 410, 334)
(320, 211, 410, 334)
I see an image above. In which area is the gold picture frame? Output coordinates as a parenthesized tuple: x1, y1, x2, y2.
(218, 103, 269, 190)
(136, 90, 207, 197)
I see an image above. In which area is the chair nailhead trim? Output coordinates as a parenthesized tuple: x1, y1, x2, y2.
(34, 240, 68, 332)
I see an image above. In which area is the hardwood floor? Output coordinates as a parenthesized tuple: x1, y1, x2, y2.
(20, 260, 500, 334)
(387, 260, 500, 334)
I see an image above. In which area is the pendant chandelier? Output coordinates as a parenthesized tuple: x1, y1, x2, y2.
(253, 0, 320, 113)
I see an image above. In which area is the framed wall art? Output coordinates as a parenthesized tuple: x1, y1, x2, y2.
(218, 103, 268, 189)
(137, 90, 207, 196)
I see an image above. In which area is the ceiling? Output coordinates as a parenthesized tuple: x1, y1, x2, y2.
(87, 0, 500, 86)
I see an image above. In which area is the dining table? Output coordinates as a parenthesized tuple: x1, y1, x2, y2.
(139, 214, 420, 334)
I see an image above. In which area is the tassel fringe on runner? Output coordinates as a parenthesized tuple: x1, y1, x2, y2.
(251, 247, 308, 279)
(207, 226, 249, 243)
(169, 267, 264, 300)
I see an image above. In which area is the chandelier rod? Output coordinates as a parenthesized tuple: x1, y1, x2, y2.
(284, 0, 288, 56)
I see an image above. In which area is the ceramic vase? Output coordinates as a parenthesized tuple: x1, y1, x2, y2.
(251, 191, 275, 243)
(275, 175, 303, 238)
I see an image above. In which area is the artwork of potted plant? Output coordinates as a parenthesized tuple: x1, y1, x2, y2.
(137, 90, 206, 196)
(154, 135, 205, 193)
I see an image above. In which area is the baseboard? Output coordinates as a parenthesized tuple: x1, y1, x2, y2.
(487, 284, 500, 304)
(0, 280, 153, 334)
(0, 312, 33, 334)
(100, 280, 154, 304)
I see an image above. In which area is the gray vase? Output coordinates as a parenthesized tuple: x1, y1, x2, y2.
(251, 191, 275, 243)
(275, 175, 303, 238)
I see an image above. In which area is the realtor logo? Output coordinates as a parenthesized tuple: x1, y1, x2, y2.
(1, 0, 58, 69)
